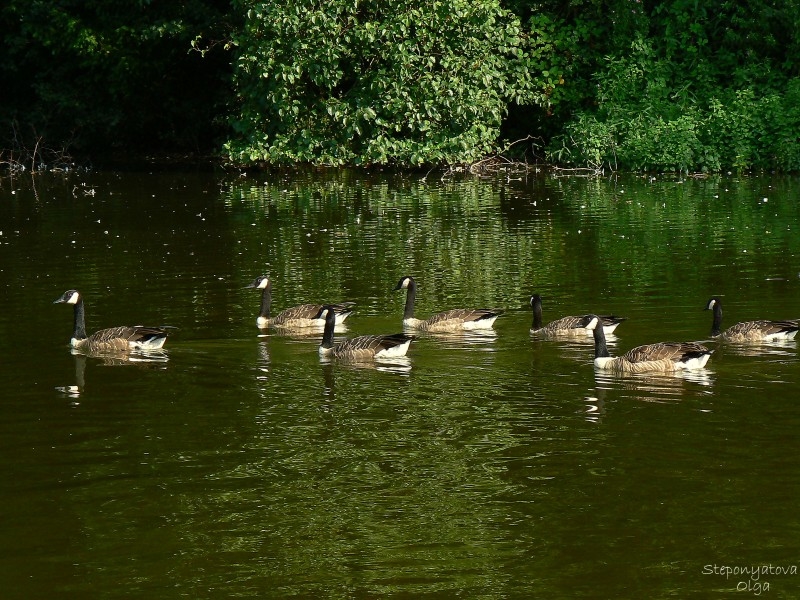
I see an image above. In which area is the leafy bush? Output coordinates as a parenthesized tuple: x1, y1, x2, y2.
(3, 0, 798, 171)
(541, 0, 800, 172)
(226, 0, 544, 166)
(772, 79, 800, 172)
(547, 21, 800, 173)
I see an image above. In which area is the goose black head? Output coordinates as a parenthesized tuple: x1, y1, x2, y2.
(246, 276, 271, 291)
(705, 296, 721, 311)
(314, 305, 336, 321)
(54, 290, 81, 305)
(393, 276, 415, 291)
(583, 315, 601, 331)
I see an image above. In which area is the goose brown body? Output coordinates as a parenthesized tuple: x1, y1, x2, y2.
(529, 294, 626, 336)
(393, 276, 502, 332)
(247, 276, 355, 329)
(316, 306, 413, 360)
(586, 315, 712, 372)
(54, 290, 171, 353)
(705, 297, 799, 342)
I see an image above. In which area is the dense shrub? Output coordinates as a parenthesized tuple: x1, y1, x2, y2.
(2, 0, 799, 171)
(226, 0, 548, 166)
(546, 0, 800, 174)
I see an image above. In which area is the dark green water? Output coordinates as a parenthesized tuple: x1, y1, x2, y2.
(1, 170, 799, 598)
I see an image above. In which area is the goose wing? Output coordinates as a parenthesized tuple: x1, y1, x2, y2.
(601, 315, 627, 326)
(334, 333, 414, 359)
(538, 314, 623, 334)
(274, 302, 356, 326)
(329, 301, 357, 320)
(86, 326, 169, 352)
(726, 319, 799, 338)
(541, 314, 590, 332)
(331, 301, 356, 313)
(273, 304, 325, 324)
(425, 308, 502, 327)
(622, 341, 709, 364)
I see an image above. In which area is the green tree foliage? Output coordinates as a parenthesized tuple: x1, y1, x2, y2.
(544, 0, 800, 172)
(226, 0, 547, 166)
(2, 0, 799, 171)
(0, 0, 233, 160)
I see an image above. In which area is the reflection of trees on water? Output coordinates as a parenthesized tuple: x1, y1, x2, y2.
(221, 174, 524, 312)
(208, 172, 800, 348)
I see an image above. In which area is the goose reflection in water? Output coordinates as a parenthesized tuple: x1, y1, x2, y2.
(318, 357, 411, 409)
(260, 323, 351, 340)
(584, 370, 714, 421)
(708, 337, 797, 359)
(55, 353, 87, 399)
(413, 328, 500, 350)
(593, 367, 714, 405)
(76, 347, 170, 364)
(319, 354, 412, 375)
(54, 348, 168, 400)
(584, 388, 607, 423)
(255, 339, 270, 381)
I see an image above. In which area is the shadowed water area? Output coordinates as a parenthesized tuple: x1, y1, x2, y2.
(1, 169, 799, 598)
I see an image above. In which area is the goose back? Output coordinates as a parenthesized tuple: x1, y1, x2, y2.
(79, 326, 170, 353)
(328, 333, 414, 360)
(412, 308, 501, 332)
(272, 302, 356, 329)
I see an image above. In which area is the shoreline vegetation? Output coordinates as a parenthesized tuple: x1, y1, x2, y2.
(2, 1, 799, 174)
(0, 136, 607, 178)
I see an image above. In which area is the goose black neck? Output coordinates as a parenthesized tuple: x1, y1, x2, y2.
(72, 298, 88, 340)
(710, 302, 722, 336)
(403, 280, 417, 320)
(531, 296, 543, 329)
(593, 323, 610, 358)
(259, 288, 272, 319)
(321, 308, 336, 349)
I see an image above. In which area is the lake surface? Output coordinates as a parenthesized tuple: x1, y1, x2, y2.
(1, 168, 799, 598)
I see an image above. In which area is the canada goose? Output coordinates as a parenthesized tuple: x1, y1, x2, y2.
(247, 275, 355, 329)
(529, 294, 626, 335)
(393, 275, 502, 332)
(54, 289, 171, 353)
(705, 296, 799, 342)
(586, 315, 712, 372)
(316, 305, 414, 360)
